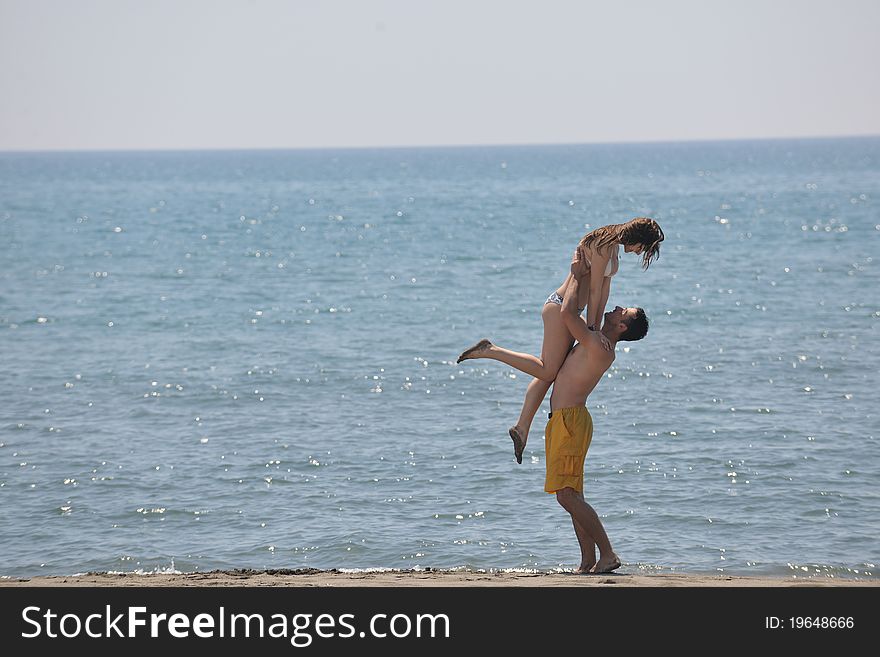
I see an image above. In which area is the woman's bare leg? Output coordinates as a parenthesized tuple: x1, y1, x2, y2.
(508, 378, 551, 463)
(457, 341, 554, 380)
(457, 302, 574, 379)
(457, 272, 591, 463)
(506, 303, 575, 462)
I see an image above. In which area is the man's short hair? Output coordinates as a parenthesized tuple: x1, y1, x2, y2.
(619, 307, 648, 342)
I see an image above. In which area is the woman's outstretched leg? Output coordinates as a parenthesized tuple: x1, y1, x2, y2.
(457, 298, 575, 381)
(457, 289, 583, 464)
(457, 340, 558, 381)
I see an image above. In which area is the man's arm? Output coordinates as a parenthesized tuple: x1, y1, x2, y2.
(563, 248, 613, 352)
(562, 273, 601, 347)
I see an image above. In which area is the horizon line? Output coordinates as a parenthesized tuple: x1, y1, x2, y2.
(1, 132, 879, 155)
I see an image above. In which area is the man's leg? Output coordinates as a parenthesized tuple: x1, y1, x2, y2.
(570, 513, 596, 574)
(556, 487, 620, 573)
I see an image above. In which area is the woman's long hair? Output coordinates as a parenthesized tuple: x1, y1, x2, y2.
(579, 217, 664, 270)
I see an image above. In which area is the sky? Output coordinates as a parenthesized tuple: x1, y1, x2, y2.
(1, 0, 879, 151)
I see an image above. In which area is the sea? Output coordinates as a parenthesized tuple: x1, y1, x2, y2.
(1, 137, 878, 580)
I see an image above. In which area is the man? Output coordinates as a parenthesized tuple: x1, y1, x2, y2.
(544, 246, 649, 573)
(458, 248, 649, 573)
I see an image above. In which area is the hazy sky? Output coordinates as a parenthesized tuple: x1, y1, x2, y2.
(2, 0, 879, 151)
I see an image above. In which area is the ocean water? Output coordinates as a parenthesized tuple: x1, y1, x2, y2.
(1, 138, 878, 580)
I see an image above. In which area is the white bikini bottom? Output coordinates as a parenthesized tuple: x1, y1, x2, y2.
(545, 291, 584, 314)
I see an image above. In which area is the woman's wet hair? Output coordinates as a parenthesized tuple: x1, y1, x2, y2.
(579, 217, 664, 270)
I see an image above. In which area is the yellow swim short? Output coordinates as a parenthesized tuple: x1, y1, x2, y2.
(544, 406, 593, 494)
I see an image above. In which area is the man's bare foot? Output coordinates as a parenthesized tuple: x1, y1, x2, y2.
(575, 562, 597, 575)
(591, 553, 621, 574)
(457, 339, 493, 363)
(508, 426, 527, 464)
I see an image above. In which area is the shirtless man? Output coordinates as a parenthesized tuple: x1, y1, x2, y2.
(458, 247, 649, 572)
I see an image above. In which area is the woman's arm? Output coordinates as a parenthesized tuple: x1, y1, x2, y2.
(584, 245, 610, 329)
(566, 247, 613, 350)
(594, 276, 611, 329)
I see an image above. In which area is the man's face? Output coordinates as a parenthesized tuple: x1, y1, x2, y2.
(604, 306, 638, 328)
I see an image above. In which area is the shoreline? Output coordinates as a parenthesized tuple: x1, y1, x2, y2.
(2, 569, 877, 587)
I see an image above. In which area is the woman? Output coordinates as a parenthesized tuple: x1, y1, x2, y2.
(457, 217, 664, 463)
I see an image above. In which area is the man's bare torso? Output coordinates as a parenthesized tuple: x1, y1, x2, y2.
(549, 337, 615, 410)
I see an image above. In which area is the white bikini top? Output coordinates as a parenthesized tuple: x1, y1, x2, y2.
(586, 245, 619, 278)
(606, 246, 619, 277)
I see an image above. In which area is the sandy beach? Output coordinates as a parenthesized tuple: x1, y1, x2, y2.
(2, 569, 876, 587)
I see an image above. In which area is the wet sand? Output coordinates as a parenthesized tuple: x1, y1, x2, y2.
(2, 569, 877, 587)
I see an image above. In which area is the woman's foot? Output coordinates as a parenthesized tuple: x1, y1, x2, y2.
(457, 339, 493, 363)
(508, 425, 527, 464)
(575, 561, 597, 575)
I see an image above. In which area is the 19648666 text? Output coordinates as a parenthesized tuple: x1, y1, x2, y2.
(765, 617, 854, 630)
